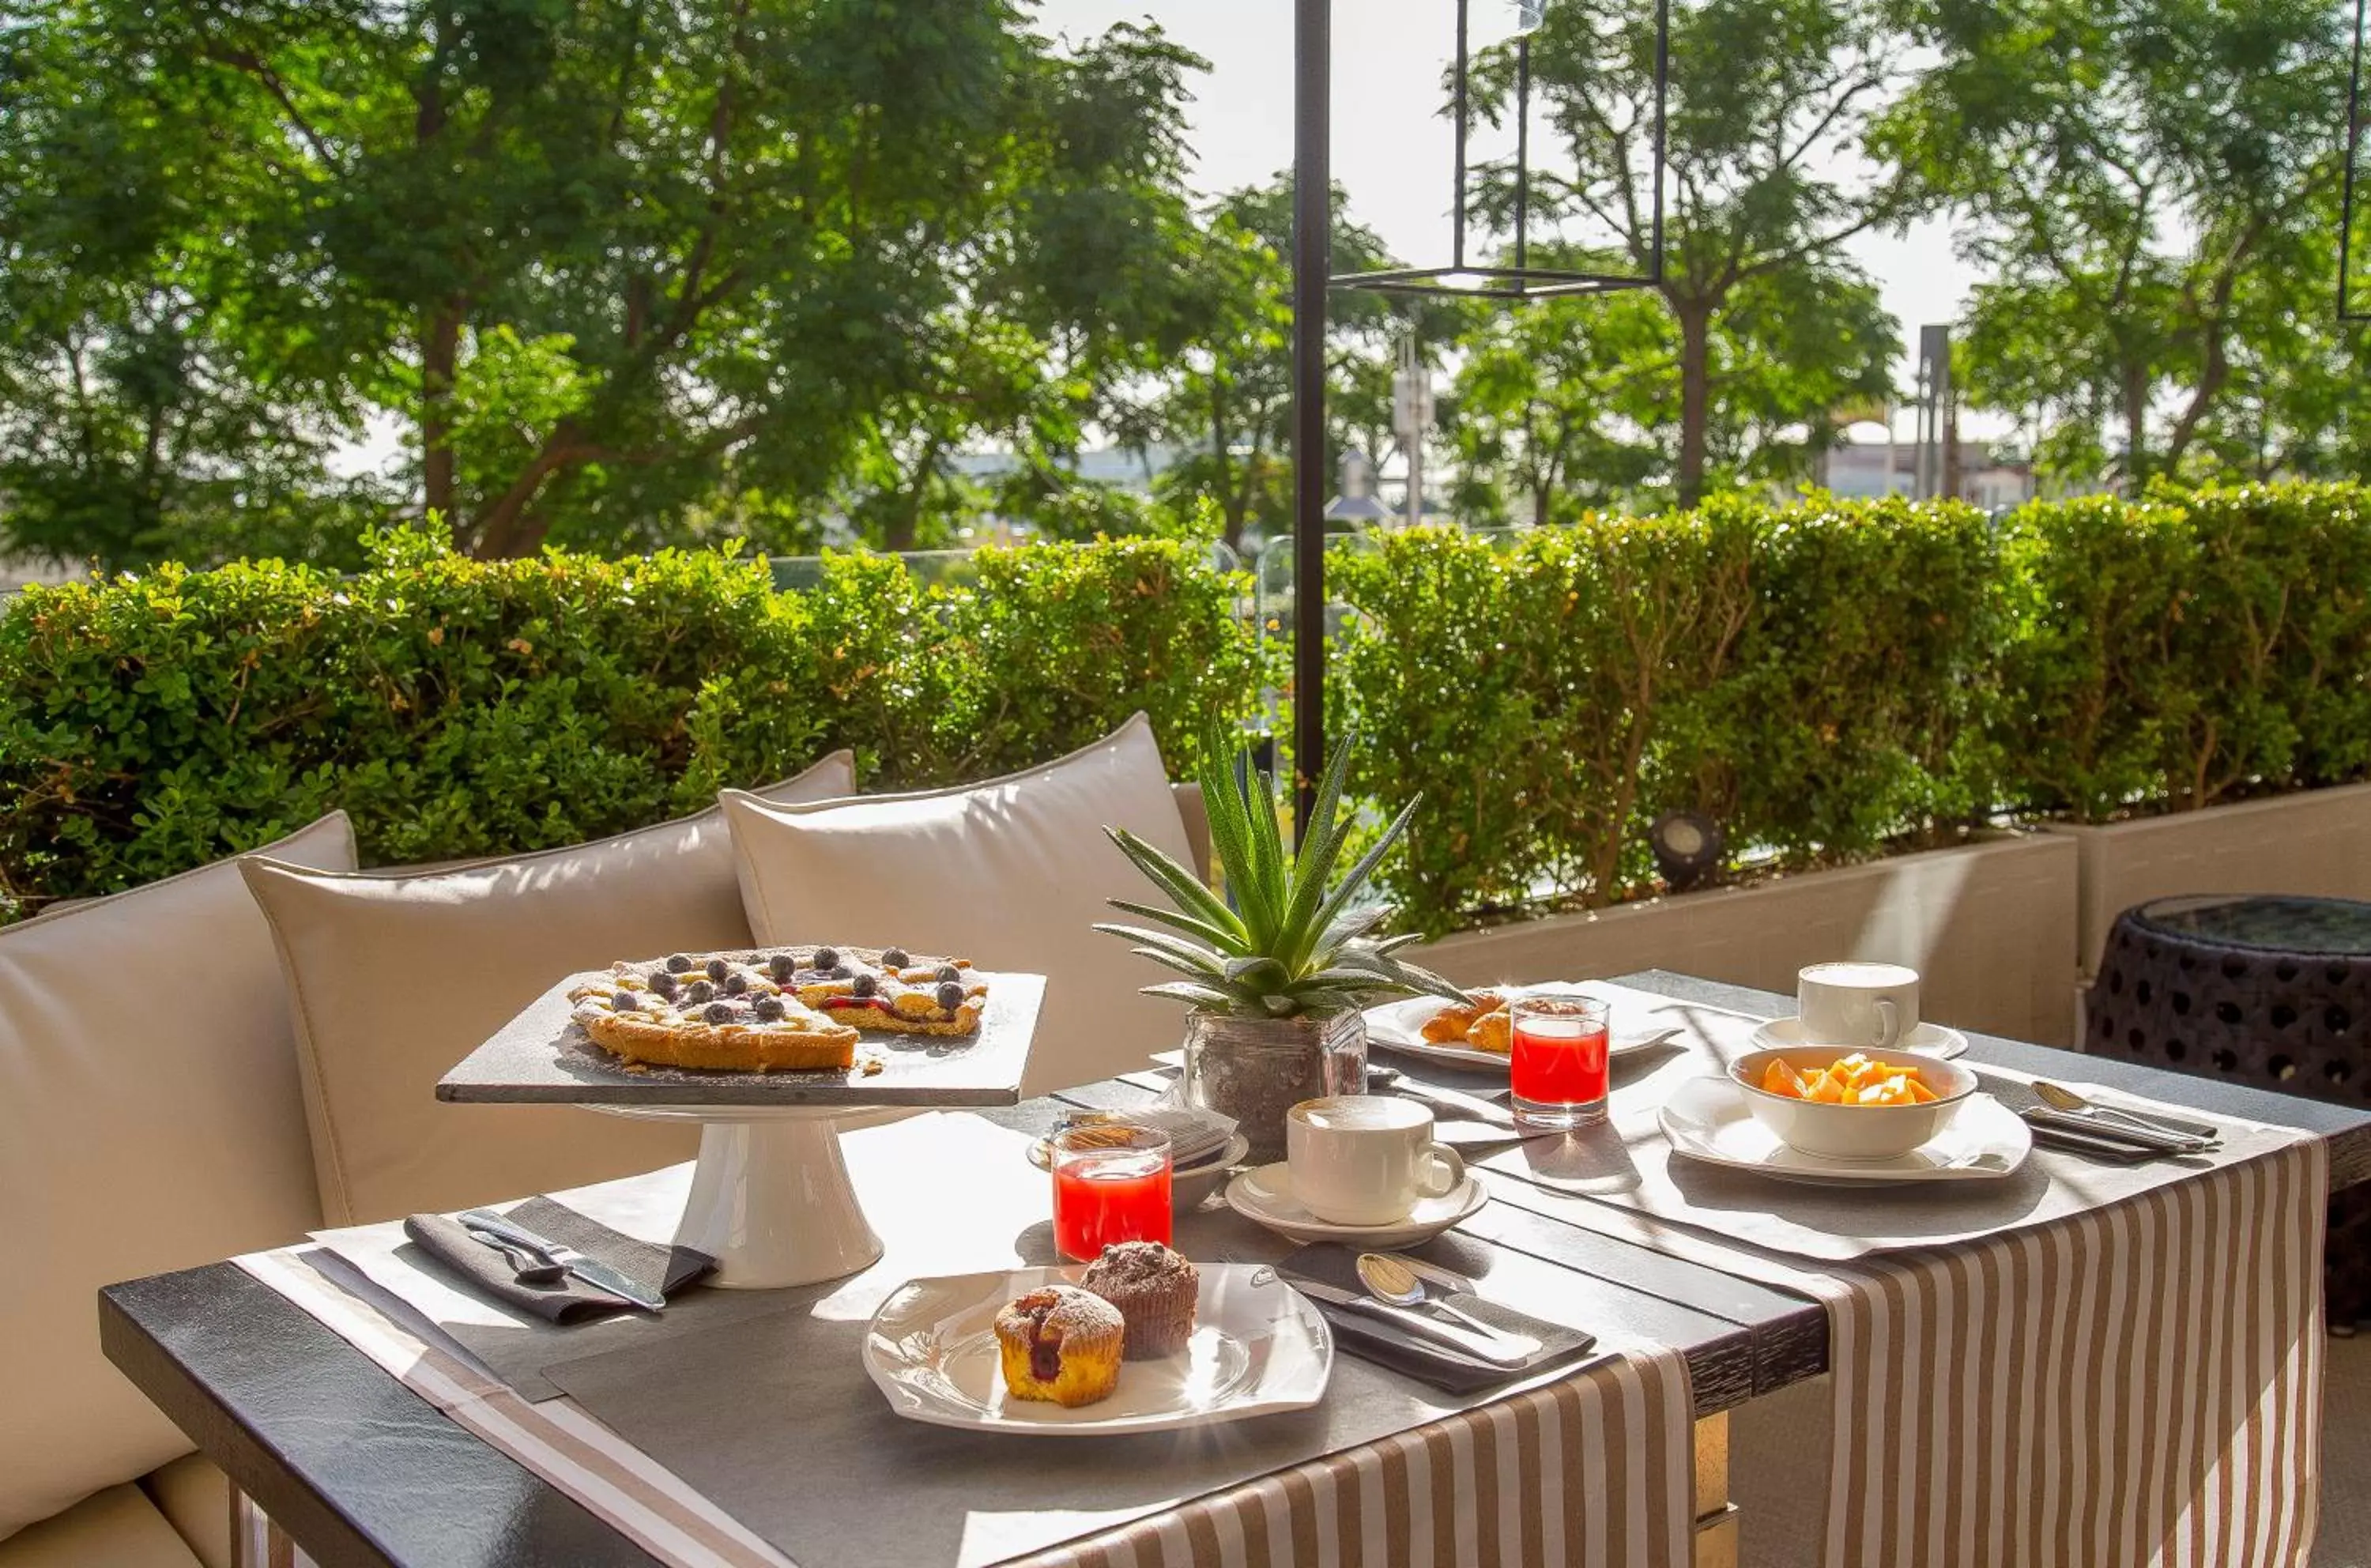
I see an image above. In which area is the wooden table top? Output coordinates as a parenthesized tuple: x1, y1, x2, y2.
(101, 971, 2371, 1568)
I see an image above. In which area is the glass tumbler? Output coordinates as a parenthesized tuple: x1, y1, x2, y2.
(1050, 1126, 1173, 1261)
(1507, 994, 1613, 1133)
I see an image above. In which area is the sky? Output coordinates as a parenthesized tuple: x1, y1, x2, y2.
(1033, 0, 1992, 442)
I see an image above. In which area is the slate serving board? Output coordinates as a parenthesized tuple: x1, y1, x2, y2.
(437, 969, 1046, 1107)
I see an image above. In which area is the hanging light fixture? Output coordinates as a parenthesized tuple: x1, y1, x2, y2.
(2345, 0, 2368, 318)
(1333, 0, 1671, 302)
(1287, 0, 1675, 826)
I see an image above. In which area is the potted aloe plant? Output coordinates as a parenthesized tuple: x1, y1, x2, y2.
(1099, 732, 1466, 1160)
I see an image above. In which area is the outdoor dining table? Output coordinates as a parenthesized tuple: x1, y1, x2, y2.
(100, 971, 2371, 1568)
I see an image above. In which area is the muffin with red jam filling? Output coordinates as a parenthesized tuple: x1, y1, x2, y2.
(1080, 1242, 1201, 1360)
(993, 1285, 1125, 1406)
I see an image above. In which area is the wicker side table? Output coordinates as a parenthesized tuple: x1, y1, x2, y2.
(2087, 894, 2371, 1325)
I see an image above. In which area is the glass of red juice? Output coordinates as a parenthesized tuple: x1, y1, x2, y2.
(1508, 995, 1613, 1132)
(1050, 1126, 1173, 1261)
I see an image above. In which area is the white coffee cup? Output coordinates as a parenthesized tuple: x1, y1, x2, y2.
(1285, 1096, 1467, 1227)
(1796, 962, 1921, 1050)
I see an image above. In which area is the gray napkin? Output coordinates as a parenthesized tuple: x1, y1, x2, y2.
(1276, 1243, 1597, 1394)
(401, 1197, 713, 1324)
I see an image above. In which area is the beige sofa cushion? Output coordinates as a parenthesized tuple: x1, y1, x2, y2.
(241, 754, 854, 1225)
(0, 815, 356, 1544)
(138, 1455, 230, 1568)
(0, 1483, 203, 1568)
(722, 715, 1194, 1094)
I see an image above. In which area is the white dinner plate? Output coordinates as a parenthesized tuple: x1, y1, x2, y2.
(1363, 983, 1683, 1072)
(1747, 1016, 1970, 1060)
(1224, 1161, 1488, 1249)
(1657, 1076, 2030, 1185)
(863, 1263, 1331, 1435)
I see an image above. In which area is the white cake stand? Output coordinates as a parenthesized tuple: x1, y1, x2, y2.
(590, 1104, 885, 1287)
(439, 971, 1046, 1291)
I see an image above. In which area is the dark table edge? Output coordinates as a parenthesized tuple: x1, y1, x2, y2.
(101, 1268, 663, 1568)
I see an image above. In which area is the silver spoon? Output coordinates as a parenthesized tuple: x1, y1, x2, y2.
(1355, 1253, 1540, 1357)
(2031, 1082, 2219, 1145)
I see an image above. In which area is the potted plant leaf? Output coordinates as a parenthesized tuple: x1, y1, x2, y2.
(1098, 731, 1466, 1160)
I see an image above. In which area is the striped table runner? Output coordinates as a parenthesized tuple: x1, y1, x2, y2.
(1008, 1348, 1693, 1568)
(1806, 1136, 2328, 1568)
(1487, 1133, 2329, 1568)
(236, 1237, 1697, 1568)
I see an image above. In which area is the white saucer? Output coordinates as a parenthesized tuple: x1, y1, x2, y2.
(1747, 1016, 1970, 1060)
(1657, 1076, 2030, 1185)
(1224, 1162, 1487, 1248)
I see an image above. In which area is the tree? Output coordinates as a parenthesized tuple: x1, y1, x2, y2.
(1892, 0, 2353, 488)
(0, 9, 395, 570)
(1116, 179, 1447, 552)
(1476, 0, 1928, 507)
(2182, 199, 2371, 484)
(0, 1, 1205, 563)
(1446, 247, 1898, 519)
(1449, 286, 1672, 526)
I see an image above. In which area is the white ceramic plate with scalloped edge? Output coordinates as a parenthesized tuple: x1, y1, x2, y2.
(863, 1262, 1331, 1435)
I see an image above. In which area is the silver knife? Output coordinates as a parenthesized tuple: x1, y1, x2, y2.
(1284, 1277, 1532, 1367)
(459, 1208, 665, 1313)
(2019, 1108, 2213, 1157)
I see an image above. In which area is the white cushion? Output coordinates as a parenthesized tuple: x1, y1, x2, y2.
(240, 753, 856, 1226)
(722, 715, 1194, 1094)
(0, 815, 356, 1543)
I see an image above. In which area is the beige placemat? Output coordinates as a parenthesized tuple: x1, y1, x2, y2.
(1484, 985, 2329, 1568)
(1481, 986, 2309, 1260)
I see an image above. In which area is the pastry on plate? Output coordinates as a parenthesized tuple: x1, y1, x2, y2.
(1419, 989, 1515, 1054)
(775, 944, 988, 1037)
(1465, 1007, 1513, 1055)
(1421, 990, 1506, 1043)
(1080, 1242, 1200, 1360)
(567, 944, 988, 1072)
(994, 1285, 1125, 1407)
(569, 955, 859, 1072)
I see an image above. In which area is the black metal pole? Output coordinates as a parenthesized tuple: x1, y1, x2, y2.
(1291, 0, 1331, 835)
(1451, 0, 1469, 272)
(2343, 0, 2367, 318)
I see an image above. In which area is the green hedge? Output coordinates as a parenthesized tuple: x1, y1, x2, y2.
(1992, 483, 2371, 820)
(7, 482, 2368, 929)
(1333, 495, 2002, 933)
(0, 528, 1259, 907)
(1337, 481, 2371, 936)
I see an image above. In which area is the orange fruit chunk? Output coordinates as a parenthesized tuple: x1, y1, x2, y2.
(1774, 1054, 1936, 1106)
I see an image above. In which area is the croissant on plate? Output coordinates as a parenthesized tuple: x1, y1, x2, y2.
(1422, 990, 1508, 1046)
